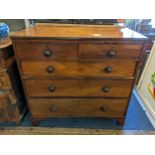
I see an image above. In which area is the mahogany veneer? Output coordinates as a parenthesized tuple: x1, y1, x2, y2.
(11, 23, 149, 126)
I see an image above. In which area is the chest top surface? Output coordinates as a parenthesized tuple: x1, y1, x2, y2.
(10, 23, 147, 40)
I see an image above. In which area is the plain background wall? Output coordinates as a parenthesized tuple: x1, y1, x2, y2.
(0, 19, 26, 31)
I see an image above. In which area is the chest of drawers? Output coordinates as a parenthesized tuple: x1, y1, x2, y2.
(11, 24, 149, 126)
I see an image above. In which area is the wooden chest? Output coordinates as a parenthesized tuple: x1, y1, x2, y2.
(11, 24, 149, 125)
(0, 38, 26, 123)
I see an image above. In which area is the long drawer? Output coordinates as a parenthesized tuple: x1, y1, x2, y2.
(28, 98, 128, 117)
(80, 43, 142, 60)
(21, 61, 137, 78)
(25, 79, 133, 97)
(15, 43, 78, 60)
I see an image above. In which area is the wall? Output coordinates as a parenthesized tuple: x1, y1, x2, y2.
(0, 19, 26, 31)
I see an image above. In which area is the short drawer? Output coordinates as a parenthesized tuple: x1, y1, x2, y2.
(80, 44, 142, 60)
(21, 60, 137, 78)
(25, 79, 133, 97)
(28, 98, 128, 117)
(15, 43, 78, 60)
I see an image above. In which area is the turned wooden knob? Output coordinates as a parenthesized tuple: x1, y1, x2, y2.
(49, 85, 56, 92)
(50, 105, 58, 112)
(107, 50, 116, 57)
(43, 50, 52, 57)
(102, 86, 109, 93)
(100, 106, 106, 112)
(104, 66, 112, 73)
(47, 66, 54, 73)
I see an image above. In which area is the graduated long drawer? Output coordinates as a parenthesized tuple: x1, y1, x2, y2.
(24, 79, 133, 97)
(28, 98, 128, 117)
(21, 61, 137, 78)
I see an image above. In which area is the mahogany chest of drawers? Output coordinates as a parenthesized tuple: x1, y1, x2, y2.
(11, 24, 149, 126)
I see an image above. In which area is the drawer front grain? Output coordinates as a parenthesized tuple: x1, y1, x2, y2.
(11, 24, 148, 125)
(21, 61, 137, 78)
(28, 98, 128, 117)
(80, 44, 142, 59)
(15, 43, 78, 60)
(25, 79, 133, 97)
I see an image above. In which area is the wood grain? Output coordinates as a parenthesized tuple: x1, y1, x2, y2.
(10, 24, 147, 39)
(15, 43, 78, 60)
(0, 40, 26, 123)
(0, 37, 12, 49)
(80, 43, 142, 59)
(25, 79, 133, 97)
(0, 126, 155, 135)
(21, 60, 137, 78)
(28, 98, 128, 117)
(0, 71, 12, 90)
(10, 24, 148, 125)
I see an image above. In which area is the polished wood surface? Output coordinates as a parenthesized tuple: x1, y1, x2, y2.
(80, 43, 142, 59)
(10, 24, 147, 39)
(0, 38, 26, 123)
(29, 98, 128, 117)
(25, 79, 133, 97)
(11, 23, 148, 126)
(21, 61, 137, 78)
(15, 43, 78, 60)
(0, 38, 12, 48)
(15, 42, 142, 60)
(0, 71, 12, 90)
(0, 126, 155, 135)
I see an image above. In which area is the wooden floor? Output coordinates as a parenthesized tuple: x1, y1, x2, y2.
(0, 127, 155, 135)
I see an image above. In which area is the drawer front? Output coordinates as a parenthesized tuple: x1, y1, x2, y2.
(21, 61, 137, 78)
(25, 79, 133, 97)
(28, 98, 128, 117)
(15, 43, 78, 60)
(80, 44, 142, 59)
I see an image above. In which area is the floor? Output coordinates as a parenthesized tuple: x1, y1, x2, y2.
(0, 91, 154, 130)
(1, 127, 155, 135)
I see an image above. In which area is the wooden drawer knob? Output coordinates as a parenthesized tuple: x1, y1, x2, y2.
(107, 50, 116, 57)
(43, 50, 52, 57)
(100, 106, 106, 112)
(47, 66, 54, 73)
(102, 86, 109, 93)
(50, 105, 58, 112)
(49, 85, 56, 92)
(104, 66, 112, 73)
